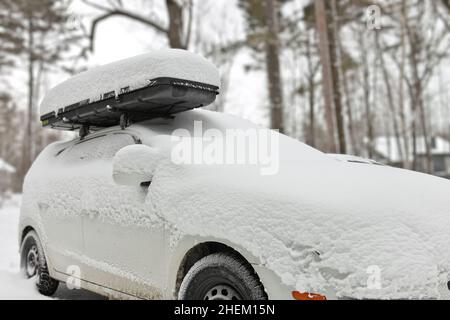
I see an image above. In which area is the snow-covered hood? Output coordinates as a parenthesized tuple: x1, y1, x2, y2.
(150, 153, 450, 299)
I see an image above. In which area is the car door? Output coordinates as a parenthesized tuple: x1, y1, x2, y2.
(79, 130, 167, 299)
(35, 139, 87, 275)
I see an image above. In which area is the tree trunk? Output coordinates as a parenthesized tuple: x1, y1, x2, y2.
(371, 29, 382, 160)
(305, 31, 316, 147)
(24, 15, 34, 175)
(264, 0, 284, 133)
(399, 0, 410, 168)
(329, 0, 346, 154)
(166, 0, 185, 49)
(359, 31, 374, 158)
(308, 77, 316, 147)
(334, 13, 357, 154)
(341, 70, 357, 155)
(314, 0, 336, 152)
(405, 8, 433, 173)
(375, 31, 404, 163)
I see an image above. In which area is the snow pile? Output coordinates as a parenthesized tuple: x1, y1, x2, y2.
(0, 273, 50, 300)
(0, 195, 47, 300)
(39, 49, 221, 117)
(0, 195, 21, 272)
(1, 196, 105, 299)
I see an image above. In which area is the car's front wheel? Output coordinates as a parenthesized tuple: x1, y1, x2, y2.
(20, 230, 59, 296)
(178, 252, 267, 300)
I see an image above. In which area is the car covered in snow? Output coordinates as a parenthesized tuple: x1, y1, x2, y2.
(19, 50, 450, 300)
(19, 109, 450, 300)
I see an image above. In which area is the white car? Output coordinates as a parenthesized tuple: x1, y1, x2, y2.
(19, 48, 450, 300)
(19, 109, 450, 300)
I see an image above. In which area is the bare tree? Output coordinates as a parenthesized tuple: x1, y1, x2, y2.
(398, 0, 411, 168)
(203, 42, 240, 112)
(3, 0, 84, 175)
(375, 30, 404, 163)
(263, 0, 284, 133)
(1, 0, 87, 188)
(314, 0, 337, 153)
(329, 0, 347, 154)
(82, 0, 193, 50)
(434, 0, 450, 31)
(304, 29, 320, 147)
(405, 5, 431, 172)
(358, 28, 374, 158)
(402, 0, 449, 172)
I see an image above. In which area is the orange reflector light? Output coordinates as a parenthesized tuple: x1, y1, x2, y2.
(292, 291, 327, 301)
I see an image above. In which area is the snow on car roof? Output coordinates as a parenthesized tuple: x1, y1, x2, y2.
(39, 49, 221, 117)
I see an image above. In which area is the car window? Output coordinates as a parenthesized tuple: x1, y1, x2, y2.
(61, 133, 136, 162)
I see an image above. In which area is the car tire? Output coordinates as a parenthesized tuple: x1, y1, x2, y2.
(178, 252, 267, 300)
(20, 230, 59, 296)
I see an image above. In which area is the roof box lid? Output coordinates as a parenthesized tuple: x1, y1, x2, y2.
(39, 49, 221, 119)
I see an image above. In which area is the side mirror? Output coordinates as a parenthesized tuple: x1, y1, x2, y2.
(112, 144, 163, 187)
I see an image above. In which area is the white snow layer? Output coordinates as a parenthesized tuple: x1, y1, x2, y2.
(149, 161, 450, 298)
(0, 196, 47, 299)
(0, 196, 104, 300)
(39, 49, 221, 117)
(23, 110, 450, 299)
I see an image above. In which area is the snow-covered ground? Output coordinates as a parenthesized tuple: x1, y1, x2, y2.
(0, 195, 104, 300)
